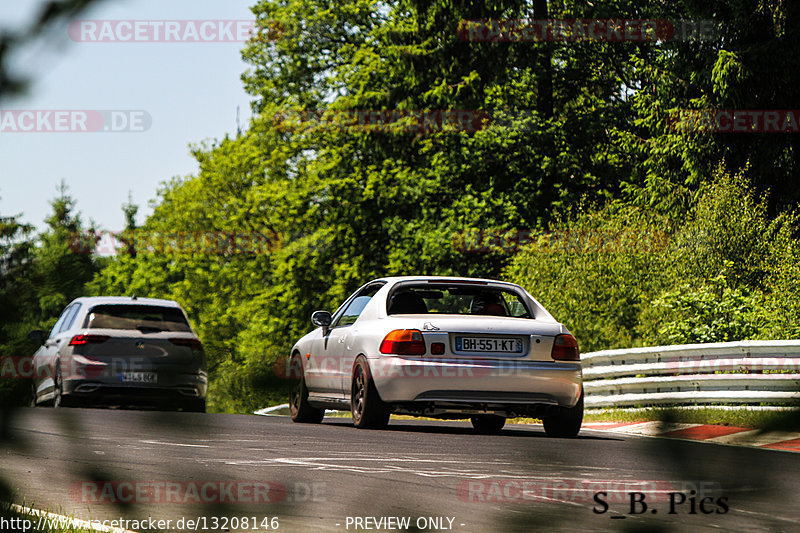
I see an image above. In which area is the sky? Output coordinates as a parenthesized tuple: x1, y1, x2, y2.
(0, 0, 257, 233)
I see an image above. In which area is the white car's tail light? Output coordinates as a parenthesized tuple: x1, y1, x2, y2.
(69, 334, 110, 346)
(380, 329, 426, 355)
(551, 334, 580, 361)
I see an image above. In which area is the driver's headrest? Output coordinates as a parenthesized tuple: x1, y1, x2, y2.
(388, 292, 428, 314)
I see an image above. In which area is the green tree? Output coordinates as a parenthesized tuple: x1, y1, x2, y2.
(0, 183, 99, 406)
(620, 1, 800, 213)
(32, 182, 98, 320)
(0, 210, 36, 405)
(507, 169, 800, 351)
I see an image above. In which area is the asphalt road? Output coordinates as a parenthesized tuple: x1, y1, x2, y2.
(2, 407, 799, 533)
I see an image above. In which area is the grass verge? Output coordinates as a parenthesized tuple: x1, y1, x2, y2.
(579, 406, 800, 431)
(410, 407, 800, 431)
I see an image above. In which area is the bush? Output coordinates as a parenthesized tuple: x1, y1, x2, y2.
(506, 169, 800, 351)
(505, 203, 670, 351)
(638, 270, 761, 345)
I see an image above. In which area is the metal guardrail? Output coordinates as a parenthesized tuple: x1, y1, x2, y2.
(581, 340, 800, 408)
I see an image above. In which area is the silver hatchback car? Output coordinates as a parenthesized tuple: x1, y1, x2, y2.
(287, 276, 583, 436)
(29, 296, 207, 411)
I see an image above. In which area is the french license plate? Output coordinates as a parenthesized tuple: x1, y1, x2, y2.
(121, 372, 157, 383)
(455, 337, 523, 353)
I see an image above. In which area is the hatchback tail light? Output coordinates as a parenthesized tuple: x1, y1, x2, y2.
(551, 334, 580, 361)
(169, 338, 204, 350)
(379, 329, 426, 355)
(69, 334, 110, 346)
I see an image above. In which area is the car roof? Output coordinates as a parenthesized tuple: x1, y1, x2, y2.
(69, 296, 182, 308)
(369, 276, 522, 289)
(371, 276, 524, 288)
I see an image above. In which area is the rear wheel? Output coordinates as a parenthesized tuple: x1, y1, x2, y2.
(543, 391, 583, 438)
(29, 382, 38, 407)
(470, 415, 506, 434)
(351, 357, 390, 429)
(53, 363, 79, 408)
(182, 399, 206, 413)
(289, 354, 324, 423)
(53, 364, 67, 408)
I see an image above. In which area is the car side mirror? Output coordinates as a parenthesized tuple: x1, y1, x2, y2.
(311, 310, 332, 328)
(28, 330, 45, 345)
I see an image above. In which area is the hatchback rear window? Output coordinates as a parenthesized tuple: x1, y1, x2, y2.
(387, 284, 533, 318)
(83, 305, 191, 332)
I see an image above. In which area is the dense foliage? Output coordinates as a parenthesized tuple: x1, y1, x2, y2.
(4, 0, 800, 411)
(0, 184, 100, 404)
(507, 170, 800, 352)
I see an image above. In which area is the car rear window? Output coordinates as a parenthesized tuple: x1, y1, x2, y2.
(83, 305, 191, 332)
(387, 284, 533, 318)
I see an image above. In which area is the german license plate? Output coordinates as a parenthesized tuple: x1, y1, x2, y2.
(455, 337, 523, 353)
(121, 372, 157, 383)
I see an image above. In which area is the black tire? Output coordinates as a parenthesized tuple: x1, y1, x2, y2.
(53, 362, 79, 408)
(183, 399, 206, 413)
(289, 354, 324, 423)
(351, 357, 390, 429)
(470, 414, 506, 434)
(543, 391, 583, 438)
(29, 381, 38, 407)
(53, 363, 68, 408)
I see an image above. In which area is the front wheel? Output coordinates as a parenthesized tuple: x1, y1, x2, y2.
(542, 391, 583, 438)
(470, 415, 506, 434)
(289, 354, 324, 423)
(351, 357, 390, 429)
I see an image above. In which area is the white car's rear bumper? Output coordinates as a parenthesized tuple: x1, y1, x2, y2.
(366, 355, 582, 408)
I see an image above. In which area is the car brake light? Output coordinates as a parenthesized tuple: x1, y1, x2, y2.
(169, 338, 203, 350)
(69, 334, 110, 346)
(551, 334, 580, 361)
(426, 280, 487, 285)
(379, 329, 426, 355)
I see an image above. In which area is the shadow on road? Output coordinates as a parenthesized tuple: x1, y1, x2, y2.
(320, 418, 620, 441)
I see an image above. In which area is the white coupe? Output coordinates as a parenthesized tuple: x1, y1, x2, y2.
(287, 276, 583, 436)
